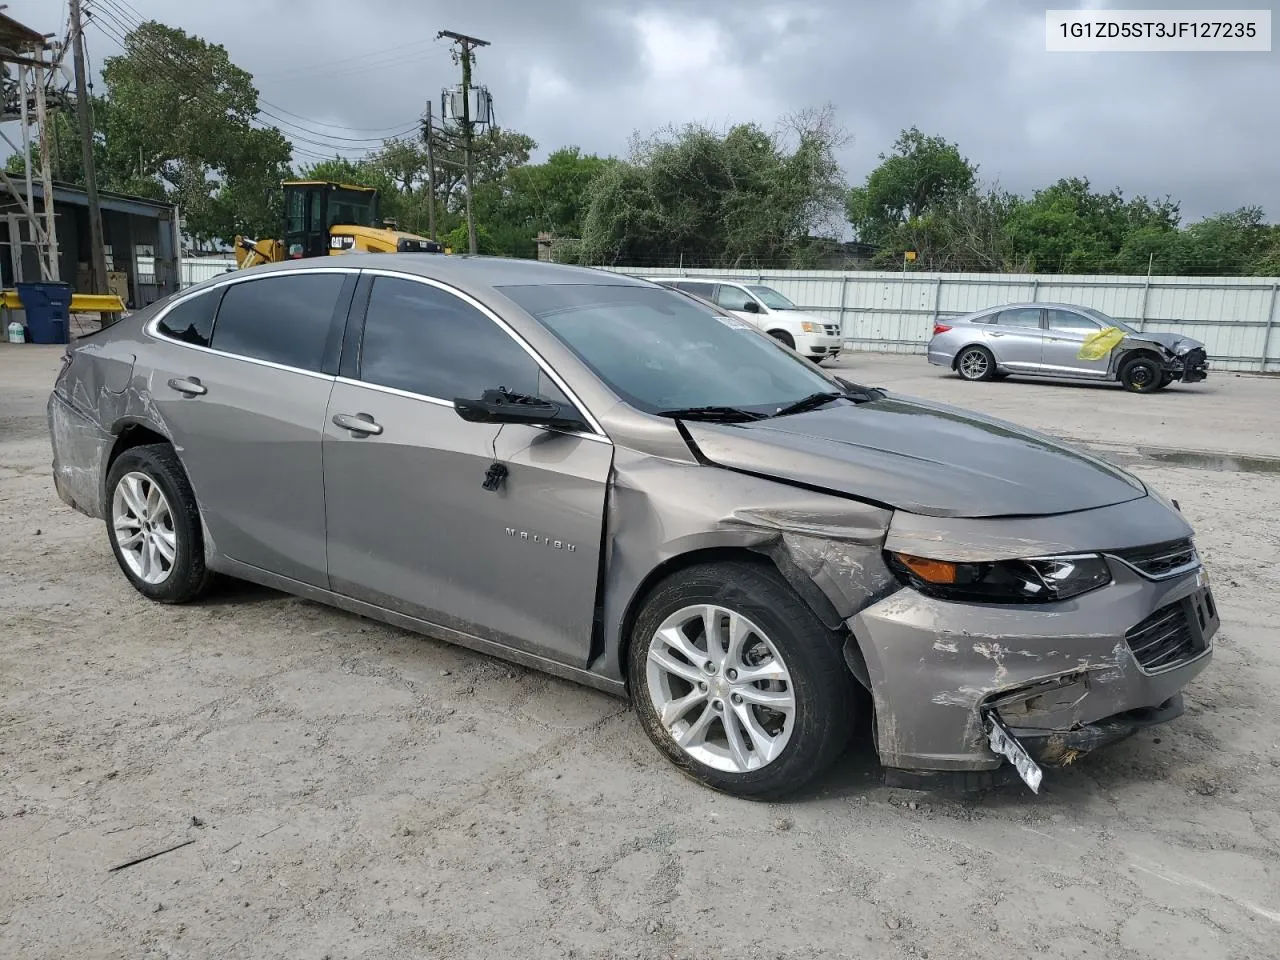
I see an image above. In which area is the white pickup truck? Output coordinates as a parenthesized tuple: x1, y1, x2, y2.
(646, 277, 843, 363)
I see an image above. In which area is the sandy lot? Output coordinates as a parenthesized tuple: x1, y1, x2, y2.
(2, 342, 1278, 960)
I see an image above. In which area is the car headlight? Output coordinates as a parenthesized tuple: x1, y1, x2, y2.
(800, 321, 819, 333)
(887, 552, 1112, 604)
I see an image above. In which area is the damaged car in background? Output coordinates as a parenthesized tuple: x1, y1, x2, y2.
(47, 259, 1217, 798)
(928, 302, 1209, 393)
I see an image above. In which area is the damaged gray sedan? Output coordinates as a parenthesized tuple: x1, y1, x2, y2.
(48, 258, 1218, 798)
(928, 302, 1209, 393)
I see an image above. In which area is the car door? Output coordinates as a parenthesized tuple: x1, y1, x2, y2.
(146, 269, 355, 587)
(984, 307, 1046, 371)
(322, 271, 614, 666)
(713, 283, 765, 329)
(1041, 308, 1111, 378)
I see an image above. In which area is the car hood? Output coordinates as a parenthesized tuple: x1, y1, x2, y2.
(683, 394, 1148, 519)
(1128, 331, 1204, 354)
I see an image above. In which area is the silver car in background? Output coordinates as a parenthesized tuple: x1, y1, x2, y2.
(928, 302, 1209, 393)
(48, 259, 1217, 798)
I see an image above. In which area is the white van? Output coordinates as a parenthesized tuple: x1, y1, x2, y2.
(647, 278, 843, 363)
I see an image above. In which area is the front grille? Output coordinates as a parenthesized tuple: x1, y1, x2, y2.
(1125, 602, 1198, 671)
(823, 324, 840, 336)
(1112, 539, 1197, 579)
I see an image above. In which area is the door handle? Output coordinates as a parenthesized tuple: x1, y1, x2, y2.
(989, 332, 1005, 337)
(332, 412, 383, 437)
(167, 376, 207, 397)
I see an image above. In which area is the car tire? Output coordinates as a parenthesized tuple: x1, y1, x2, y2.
(1120, 354, 1162, 394)
(768, 330, 795, 349)
(105, 443, 213, 604)
(627, 560, 856, 800)
(955, 345, 996, 382)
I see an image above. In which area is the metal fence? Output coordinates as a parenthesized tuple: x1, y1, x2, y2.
(181, 257, 237, 288)
(180, 258, 1280, 373)
(610, 268, 1280, 373)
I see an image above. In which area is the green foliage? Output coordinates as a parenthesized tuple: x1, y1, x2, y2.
(97, 21, 291, 246)
(846, 127, 977, 249)
(574, 108, 848, 267)
(443, 222, 499, 255)
(1002, 177, 1180, 273)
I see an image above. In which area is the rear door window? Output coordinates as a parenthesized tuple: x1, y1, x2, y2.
(209, 273, 347, 372)
(676, 281, 717, 299)
(156, 290, 220, 347)
(996, 307, 1043, 329)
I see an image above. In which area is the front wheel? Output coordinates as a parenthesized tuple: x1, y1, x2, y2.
(768, 330, 796, 350)
(628, 561, 856, 800)
(1120, 355, 1162, 393)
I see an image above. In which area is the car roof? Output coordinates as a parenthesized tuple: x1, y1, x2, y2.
(958, 302, 1104, 319)
(212, 255, 658, 298)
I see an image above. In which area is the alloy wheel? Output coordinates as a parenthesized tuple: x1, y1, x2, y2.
(645, 603, 796, 773)
(959, 349, 989, 379)
(111, 471, 177, 585)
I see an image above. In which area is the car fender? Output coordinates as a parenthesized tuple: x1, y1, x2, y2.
(592, 445, 897, 688)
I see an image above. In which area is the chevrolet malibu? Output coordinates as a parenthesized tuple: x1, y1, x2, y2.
(47, 257, 1217, 798)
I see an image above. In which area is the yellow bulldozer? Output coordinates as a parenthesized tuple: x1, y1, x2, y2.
(234, 180, 442, 268)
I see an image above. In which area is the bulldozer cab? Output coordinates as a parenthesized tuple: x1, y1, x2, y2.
(282, 181, 380, 259)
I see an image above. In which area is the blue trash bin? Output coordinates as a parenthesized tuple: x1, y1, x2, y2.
(16, 281, 73, 345)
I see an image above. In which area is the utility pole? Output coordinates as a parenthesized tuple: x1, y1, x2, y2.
(34, 64, 59, 281)
(70, 0, 109, 298)
(422, 101, 436, 241)
(437, 30, 488, 255)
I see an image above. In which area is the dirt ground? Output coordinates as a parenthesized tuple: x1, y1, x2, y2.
(2, 342, 1278, 960)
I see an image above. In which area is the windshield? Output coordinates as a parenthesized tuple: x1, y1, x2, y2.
(328, 188, 379, 228)
(746, 285, 796, 310)
(498, 284, 837, 416)
(1081, 306, 1137, 334)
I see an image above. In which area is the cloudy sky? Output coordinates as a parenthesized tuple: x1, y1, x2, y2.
(11, 0, 1279, 221)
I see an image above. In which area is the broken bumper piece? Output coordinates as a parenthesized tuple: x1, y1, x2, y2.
(885, 694, 1187, 793)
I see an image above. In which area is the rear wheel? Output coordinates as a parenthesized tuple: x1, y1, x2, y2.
(105, 444, 212, 603)
(769, 330, 795, 349)
(1120, 355, 1162, 393)
(955, 345, 995, 381)
(628, 561, 856, 800)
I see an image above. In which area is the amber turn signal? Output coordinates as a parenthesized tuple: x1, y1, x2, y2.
(893, 553, 958, 584)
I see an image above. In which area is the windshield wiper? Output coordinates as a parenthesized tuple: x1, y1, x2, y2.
(657, 405, 768, 423)
(770, 391, 846, 418)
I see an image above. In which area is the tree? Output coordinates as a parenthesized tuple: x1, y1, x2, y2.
(575, 107, 848, 266)
(78, 20, 291, 246)
(846, 127, 977, 249)
(1003, 177, 1180, 273)
(443, 222, 498, 255)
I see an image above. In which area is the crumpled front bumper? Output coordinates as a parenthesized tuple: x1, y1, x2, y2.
(846, 561, 1216, 775)
(1166, 348, 1209, 383)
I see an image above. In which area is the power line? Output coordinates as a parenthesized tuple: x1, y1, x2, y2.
(88, 0, 420, 145)
(85, 11, 409, 158)
(258, 39, 450, 83)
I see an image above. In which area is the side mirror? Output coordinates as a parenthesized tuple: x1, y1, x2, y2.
(453, 387, 586, 431)
(741, 300, 761, 314)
